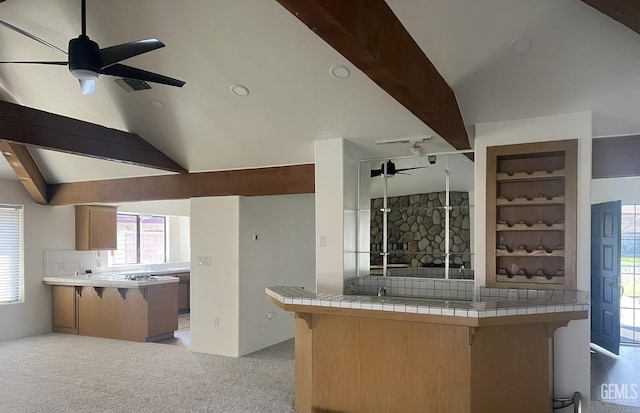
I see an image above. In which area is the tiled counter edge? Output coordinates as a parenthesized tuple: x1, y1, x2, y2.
(265, 286, 589, 319)
(43, 275, 179, 288)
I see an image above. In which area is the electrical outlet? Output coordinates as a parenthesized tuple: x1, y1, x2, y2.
(251, 233, 260, 241)
(214, 317, 220, 327)
(197, 256, 211, 266)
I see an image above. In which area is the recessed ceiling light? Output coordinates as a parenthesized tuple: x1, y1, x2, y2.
(510, 38, 532, 55)
(230, 84, 250, 97)
(150, 99, 166, 109)
(330, 64, 351, 79)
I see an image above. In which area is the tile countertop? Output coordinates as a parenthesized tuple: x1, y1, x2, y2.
(265, 286, 589, 319)
(43, 274, 180, 288)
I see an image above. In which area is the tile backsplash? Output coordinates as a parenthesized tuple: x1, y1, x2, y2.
(345, 275, 474, 300)
(44, 250, 108, 276)
(43, 249, 189, 276)
(369, 266, 474, 280)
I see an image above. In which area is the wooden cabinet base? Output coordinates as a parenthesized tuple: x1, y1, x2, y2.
(176, 272, 190, 313)
(52, 286, 79, 334)
(295, 312, 561, 413)
(52, 284, 178, 342)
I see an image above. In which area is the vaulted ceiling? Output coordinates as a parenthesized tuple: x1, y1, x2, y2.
(1, 0, 640, 204)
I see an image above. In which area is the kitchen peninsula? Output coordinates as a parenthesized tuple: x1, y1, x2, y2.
(266, 286, 588, 413)
(44, 273, 179, 342)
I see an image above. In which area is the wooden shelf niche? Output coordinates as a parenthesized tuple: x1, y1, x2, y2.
(486, 140, 577, 289)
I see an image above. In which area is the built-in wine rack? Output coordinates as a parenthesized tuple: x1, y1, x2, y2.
(486, 140, 577, 289)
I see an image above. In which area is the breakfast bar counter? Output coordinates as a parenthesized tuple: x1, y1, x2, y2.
(44, 274, 179, 342)
(266, 286, 588, 413)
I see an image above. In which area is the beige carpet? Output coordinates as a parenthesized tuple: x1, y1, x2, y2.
(0, 333, 295, 412)
(7, 334, 640, 413)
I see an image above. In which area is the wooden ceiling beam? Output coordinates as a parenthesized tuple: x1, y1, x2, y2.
(582, 0, 640, 35)
(0, 100, 186, 173)
(274, 0, 470, 150)
(0, 142, 48, 204)
(47, 164, 315, 206)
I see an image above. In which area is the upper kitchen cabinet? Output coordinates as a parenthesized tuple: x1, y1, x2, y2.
(75, 205, 117, 251)
(486, 140, 577, 289)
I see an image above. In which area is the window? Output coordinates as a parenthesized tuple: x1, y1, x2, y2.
(0, 204, 23, 304)
(113, 214, 166, 265)
(621, 205, 640, 344)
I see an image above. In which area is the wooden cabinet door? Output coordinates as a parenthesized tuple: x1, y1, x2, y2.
(52, 286, 78, 333)
(88, 207, 117, 250)
(76, 205, 117, 250)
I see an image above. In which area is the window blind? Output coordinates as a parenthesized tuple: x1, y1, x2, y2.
(0, 205, 23, 304)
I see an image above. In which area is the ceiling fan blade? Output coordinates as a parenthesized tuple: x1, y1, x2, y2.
(0, 61, 68, 65)
(99, 39, 165, 68)
(79, 78, 96, 95)
(0, 20, 67, 55)
(100, 63, 185, 87)
(396, 166, 429, 172)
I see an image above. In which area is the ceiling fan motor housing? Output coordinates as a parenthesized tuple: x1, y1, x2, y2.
(385, 160, 396, 175)
(68, 35, 101, 78)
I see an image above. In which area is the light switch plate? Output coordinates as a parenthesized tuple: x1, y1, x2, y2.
(197, 256, 211, 266)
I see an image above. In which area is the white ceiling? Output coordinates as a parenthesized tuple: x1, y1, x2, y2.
(1, 0, 639, 184)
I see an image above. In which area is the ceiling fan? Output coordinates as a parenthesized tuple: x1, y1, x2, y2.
(370, 159, 431, 178)
(0, 0, 185, 94)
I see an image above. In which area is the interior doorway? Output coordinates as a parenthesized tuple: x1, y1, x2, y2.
(158, 313, 191, 348)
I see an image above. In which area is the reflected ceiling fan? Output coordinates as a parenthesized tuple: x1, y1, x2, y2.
(370, 159, 432, 178)
(0, 0, 185, 94)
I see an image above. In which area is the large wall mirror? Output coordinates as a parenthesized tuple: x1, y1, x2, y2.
(357, 151, 475, 279)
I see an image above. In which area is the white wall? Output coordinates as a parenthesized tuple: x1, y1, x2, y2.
(168, 216, 191, 262)
(315, 139, 358, 294)
(0, 179, 75, 341)
(116, 199, 190, 217)
(474, 112, 592, 408)
(591, 176, 640, 204)
(190, 196, 240, 356)
(238, 194, 315, 356)
(190, 194, 316, 357)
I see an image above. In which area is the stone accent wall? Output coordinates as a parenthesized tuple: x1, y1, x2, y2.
(370, 191, 470, 268)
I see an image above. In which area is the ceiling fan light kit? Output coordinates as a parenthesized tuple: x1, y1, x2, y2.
(0, 0, 185, 95)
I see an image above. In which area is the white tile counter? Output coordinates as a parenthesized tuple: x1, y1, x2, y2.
(271, 285, 589, 412)
(266, 285, 589, 320)
(43, 274, 179, 288)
